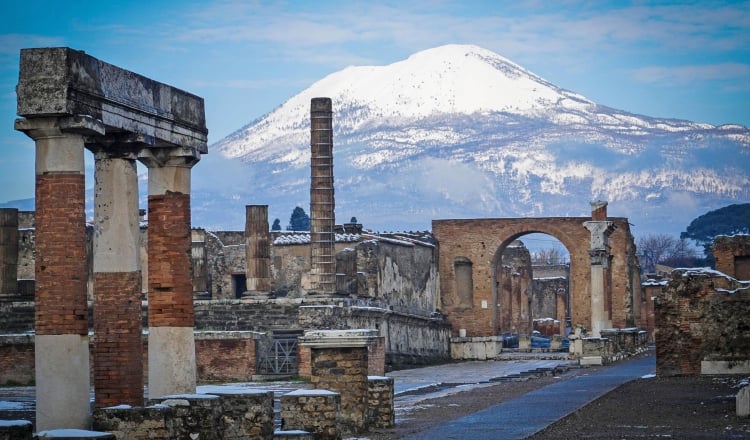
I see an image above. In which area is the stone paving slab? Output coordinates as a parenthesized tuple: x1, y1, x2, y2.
(403, 354, 656, 440)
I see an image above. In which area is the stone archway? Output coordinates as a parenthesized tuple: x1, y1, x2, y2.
(492, 235, 570, 337)
(432, 205, 638, 339)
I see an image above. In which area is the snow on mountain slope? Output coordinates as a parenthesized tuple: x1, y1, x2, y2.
(201, 44, 750, 235)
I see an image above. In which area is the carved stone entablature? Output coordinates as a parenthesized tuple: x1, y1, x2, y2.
(16, 47, 208, 151)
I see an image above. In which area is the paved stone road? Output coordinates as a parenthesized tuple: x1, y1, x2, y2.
(402, 355, 656, 440)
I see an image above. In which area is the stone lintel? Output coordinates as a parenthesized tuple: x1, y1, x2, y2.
(300, 329, 379, 348)
(15, 114, 105, 139)
(17, 47, 207, 151)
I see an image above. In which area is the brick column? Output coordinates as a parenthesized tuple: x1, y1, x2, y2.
(244, 204, 271, 296)
(140, 149, 198, 398)
(309, 97, 336, 294)
(15, 116, 104, 430)
(91, 149, 143, 408)
(0, 208, 19, 298)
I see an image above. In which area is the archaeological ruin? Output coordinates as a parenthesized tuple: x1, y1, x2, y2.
(5, 45, 749, 438)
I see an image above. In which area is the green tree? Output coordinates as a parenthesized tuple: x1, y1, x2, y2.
(271, 218, 281, 231)
(681, 203, 750, 265)
(288, 207, 310, 231)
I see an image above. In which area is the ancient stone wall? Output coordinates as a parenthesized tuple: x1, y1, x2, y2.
(533, 277, 567, 321)
(655, 268, 750, 376)
(298, 304, 451, 370)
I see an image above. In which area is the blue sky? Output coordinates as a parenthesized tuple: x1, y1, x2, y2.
(1, 0, 749, 202)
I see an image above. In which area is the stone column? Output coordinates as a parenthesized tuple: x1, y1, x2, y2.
(244, 204, 271, 296)
(140, 149, 199, 398)
(0, 208, 19, 299)
(15, 116, 104, 430)
(583, 201, 616, 337)
(300, 329, 379, 435)
(91, 148, 143, 408)
(309, 97, 336, 294)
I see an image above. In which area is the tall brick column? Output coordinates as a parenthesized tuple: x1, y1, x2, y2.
(91, 149, 143, 408)
(309, 97, 336, 294)
(0, 208, 19, 298)
(583, 201, 616, 337)
(140, 150, 198, 398)
(244, 205, 271, 296)
(15, 116, 104, 430)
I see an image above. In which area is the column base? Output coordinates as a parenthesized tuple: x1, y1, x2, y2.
(148, 326, 196, 399)
(36, 334, 91, 431)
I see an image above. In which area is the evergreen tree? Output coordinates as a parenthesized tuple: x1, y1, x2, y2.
(271, 218, 281, 231)
(288, 207, 310, 231)
(681, 203, 750, 266)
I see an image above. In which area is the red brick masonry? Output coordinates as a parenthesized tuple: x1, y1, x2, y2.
(147, 192, 194, 327)
(93, 271, 143, 408)
(35, 173, 88, 335)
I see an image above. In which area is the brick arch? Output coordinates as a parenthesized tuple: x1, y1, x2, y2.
(433, 216, 636, 338)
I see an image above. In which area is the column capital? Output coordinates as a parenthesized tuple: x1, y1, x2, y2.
(14, 115, 105, 141)
(583, 220, 616, 250)
(138, 146, 201, 169)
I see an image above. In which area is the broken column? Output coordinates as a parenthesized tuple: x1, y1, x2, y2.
(309, 97, 336, 294)
(0, 208, 19, 299)
(583, 201, 616, 337)
(91, 147, 143, 408)
(300, 329, 380, 435)
(15, 116, 103, 430)
(244, 204, 271, 296)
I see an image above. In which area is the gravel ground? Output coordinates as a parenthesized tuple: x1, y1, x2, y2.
(365, 362, 750, 439)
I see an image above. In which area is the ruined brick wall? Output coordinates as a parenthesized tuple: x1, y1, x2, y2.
(433, 217, 635, 337)
(714, 235, 750, 281)
(0, 335, 34, 384)
(655, 268, 750, 376)
(194, 332, 258, 381)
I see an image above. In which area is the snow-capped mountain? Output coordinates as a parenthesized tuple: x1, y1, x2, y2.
(198, 44, 750, 236)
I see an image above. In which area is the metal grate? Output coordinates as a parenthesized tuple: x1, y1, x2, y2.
(256, 333, 300, 376)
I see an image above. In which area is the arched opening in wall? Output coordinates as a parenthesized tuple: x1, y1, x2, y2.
(493, 232, 571, 344)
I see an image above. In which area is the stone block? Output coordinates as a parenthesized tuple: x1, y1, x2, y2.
(738, 386, 750, 417)
(281, 389, 340, 440)
(0, 420, 33, 440)
(367, 376, 395, 429)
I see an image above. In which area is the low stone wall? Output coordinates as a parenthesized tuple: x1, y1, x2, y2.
(655, 268, 750, 376)
(0, 331, 262, 386)
(280, 389, 340, 439)
(569, 328, 648, 366)
(450, 336, 503, 360)
(94, 390, 274, 440)
(195, 331, 261, 381)
(298, 304, 451, 370)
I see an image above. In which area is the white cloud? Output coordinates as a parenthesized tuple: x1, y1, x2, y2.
(632, 63, 750, 86)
